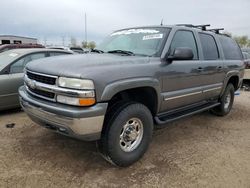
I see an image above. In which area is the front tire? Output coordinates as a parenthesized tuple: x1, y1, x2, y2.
(98, 102, 153, 167)
(210, 83, 235, 116)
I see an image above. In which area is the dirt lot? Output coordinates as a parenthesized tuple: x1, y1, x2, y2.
(1, 92, 250, 188)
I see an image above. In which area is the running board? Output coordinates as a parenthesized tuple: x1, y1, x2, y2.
(155, 102, 220, 126)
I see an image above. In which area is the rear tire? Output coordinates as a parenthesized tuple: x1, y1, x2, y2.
(210, 83, 235, 116)
(98, 102, 153, 167)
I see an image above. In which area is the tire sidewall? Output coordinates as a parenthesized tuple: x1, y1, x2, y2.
(106, 103, 153, 166)
(221, 84, 235, 114)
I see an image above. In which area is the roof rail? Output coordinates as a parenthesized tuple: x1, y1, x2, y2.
(207, 28, 224, 34)
(176, 24, 210, 31)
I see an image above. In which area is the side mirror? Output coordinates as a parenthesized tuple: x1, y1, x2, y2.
(167, 47, 194, 61)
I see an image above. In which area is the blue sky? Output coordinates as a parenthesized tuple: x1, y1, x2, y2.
(1, 0, 249, 46)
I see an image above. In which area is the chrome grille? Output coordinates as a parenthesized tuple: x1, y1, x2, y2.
(28, 87, 55, 99)
(24, 70, 95, 103)
(25, 70, 58, 101)
(27, 71, 56, 85)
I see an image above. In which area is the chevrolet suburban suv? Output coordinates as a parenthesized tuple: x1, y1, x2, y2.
(19, 25, 244, 167)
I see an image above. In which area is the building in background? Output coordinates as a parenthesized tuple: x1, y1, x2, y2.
(0, 35, 37, 45)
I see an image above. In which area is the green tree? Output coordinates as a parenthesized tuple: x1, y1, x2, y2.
(82, 41, 88, 48)
(87, 41, 96, 49)
(233, 35, 249, 48)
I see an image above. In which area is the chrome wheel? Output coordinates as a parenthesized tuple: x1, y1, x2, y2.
(120, 118, 144, 152)
(224, 92, 231, 109)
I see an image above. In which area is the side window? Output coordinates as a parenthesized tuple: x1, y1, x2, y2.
(10, 56, 30, 74)
(199, 33, 219, 60)
(170, 30, 198, 60)
(49, 52, 68, 57)
(10, 53, 46, 74)
(219, 36, 243, 60)
(29, 53, 46, 61)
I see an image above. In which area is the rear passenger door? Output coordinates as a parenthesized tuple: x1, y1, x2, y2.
(198, 33, 225, 99)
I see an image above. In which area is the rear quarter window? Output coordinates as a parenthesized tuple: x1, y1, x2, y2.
(218, 36, 243, 60)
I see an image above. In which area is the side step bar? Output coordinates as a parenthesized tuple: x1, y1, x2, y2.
(155, 102, 220, 126)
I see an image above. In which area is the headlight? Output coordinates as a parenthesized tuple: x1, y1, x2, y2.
(58, 77, 94, 90)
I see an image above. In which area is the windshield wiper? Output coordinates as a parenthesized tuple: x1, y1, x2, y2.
(107, 50, 135, 56)
(91, 48, 104, 53)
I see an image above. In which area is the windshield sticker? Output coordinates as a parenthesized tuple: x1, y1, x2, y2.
(142, 33, 163, 40)
(111, 29, 159, 36)
(9, 53, 19, 57)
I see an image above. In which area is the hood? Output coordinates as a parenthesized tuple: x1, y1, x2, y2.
(26, 53, 150, 79)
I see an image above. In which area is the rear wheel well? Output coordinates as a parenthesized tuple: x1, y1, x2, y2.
(107, 87, 158, 116)
(227, 76, 239, 90)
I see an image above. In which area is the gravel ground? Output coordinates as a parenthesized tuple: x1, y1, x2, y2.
(0, 92, 250, 188)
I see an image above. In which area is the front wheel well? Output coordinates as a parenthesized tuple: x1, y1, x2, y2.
(107, 87, 158, 116)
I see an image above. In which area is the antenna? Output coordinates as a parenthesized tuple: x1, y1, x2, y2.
(84, 12, 87, 43)
(160, 19, 163, 26)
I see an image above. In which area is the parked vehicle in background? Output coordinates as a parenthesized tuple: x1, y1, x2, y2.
(0, 49, 72, 110)
(0, 44, 44, 53)
(243, 52, 250, 69)
(70, 47, 84, 54)
(19, 24, 244, 167)
(46, 46, 73, 53)
(242, 48, 250, 55)
(242, 69, 250, 91)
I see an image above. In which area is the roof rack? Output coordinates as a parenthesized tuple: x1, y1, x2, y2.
(176, 24, 210, 31)
(207, 28, 224, 34)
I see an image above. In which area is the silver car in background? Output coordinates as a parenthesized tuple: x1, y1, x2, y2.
(0, 48, 72, 110)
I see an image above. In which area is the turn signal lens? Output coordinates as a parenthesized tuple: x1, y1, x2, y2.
(79, 98, 96, 106)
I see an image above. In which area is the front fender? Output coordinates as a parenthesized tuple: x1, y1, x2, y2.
(100, 77, 161, 111)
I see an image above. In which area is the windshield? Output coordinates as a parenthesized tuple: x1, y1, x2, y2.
(97, 27, 170, 57)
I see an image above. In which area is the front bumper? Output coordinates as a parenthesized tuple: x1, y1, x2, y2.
(19, 86, 108, 141)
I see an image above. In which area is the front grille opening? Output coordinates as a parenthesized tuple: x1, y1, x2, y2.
(28, 87, 55, 99)
(27, 71, 56, 85)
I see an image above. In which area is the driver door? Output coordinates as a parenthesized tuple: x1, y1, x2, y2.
(160, 30, 205, 112)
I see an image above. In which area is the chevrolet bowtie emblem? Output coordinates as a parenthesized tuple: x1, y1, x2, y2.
(28, 79, 36, 89)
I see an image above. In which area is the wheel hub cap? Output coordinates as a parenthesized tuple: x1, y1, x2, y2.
(120, 118, 143, 152)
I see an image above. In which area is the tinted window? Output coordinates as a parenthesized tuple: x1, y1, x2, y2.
(170, 30, 198, 60)
(219, 36, 243, 60)
(10, 53, 46, 74)
(199, 33, 219, 60)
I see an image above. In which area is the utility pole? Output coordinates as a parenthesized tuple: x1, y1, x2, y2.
(44, 37, 47, 46)
(62, 36, 65, 46)
(85, 12, 87, 43)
